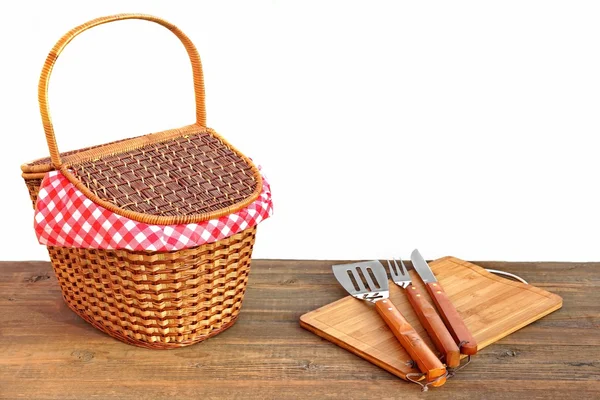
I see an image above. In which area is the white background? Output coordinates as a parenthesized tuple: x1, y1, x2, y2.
(1, 1, 599, 262)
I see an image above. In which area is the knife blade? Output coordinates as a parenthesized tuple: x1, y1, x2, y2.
(411, 249, 478, 355)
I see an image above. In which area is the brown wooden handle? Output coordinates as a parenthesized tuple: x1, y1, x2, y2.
(425, 282, 478, 355)
(38, 14, 206, 168)
(375, 300, 447, 386)
(405, 284, 461, 368)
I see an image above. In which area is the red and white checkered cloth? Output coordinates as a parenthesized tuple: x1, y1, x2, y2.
(34, 168, 273, 251)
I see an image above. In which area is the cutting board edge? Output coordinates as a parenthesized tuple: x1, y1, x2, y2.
(474, 296, 563, 349)
(299, 317, 412, 381)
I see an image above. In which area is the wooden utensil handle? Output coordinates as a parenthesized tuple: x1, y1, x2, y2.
(405, 284, 461, 368)
(425, 282, 478, 355)
(375, 300, 447, 386)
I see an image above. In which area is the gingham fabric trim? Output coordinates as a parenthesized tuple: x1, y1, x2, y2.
(34, 169, 272, 251)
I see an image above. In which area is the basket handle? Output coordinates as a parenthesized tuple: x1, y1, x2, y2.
(38, 14, 206, 168)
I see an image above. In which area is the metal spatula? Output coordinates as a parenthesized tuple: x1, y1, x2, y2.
(332, 261, 447, 387)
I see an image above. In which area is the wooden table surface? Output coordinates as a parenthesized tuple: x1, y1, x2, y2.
(1, 260, 598, 399)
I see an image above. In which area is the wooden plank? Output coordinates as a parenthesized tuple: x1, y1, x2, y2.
(1, 259, 599, 400)
(299, 257, 563, 382)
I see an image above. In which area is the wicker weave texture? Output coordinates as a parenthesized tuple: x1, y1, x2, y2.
(72, 130, 257, 217)
(26, 136, 140, 167)
(47, 226, 256, 349)
(26, 179, 42, 209)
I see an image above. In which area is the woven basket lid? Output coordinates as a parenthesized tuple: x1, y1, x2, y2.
(24, 14, 262, 225)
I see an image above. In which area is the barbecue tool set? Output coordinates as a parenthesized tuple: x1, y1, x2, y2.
(332, 249, 477, 391)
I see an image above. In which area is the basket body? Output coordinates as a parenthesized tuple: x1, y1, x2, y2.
(24, 164, 257, 349)
(21, 14, 267, 348)
(47, 229, 255, 349)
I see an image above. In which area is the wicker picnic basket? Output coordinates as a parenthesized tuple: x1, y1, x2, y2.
(20, 14, 266, 349)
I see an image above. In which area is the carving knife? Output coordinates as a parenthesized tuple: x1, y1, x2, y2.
(411, 249, 478, 355)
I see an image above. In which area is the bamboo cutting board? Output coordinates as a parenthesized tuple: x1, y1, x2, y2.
(299, 256, 562, 381)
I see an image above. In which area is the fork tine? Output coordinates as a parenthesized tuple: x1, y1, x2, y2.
(393, 258, 406, 276)
(392, 258, 402, 276)
(399, 258, 408, 275)
(389, 258, 411, 288)
(391, 258, 406, 277)
(387, 259, 397, 278)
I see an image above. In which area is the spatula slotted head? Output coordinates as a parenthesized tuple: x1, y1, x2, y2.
(332, 261, 389, 303)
